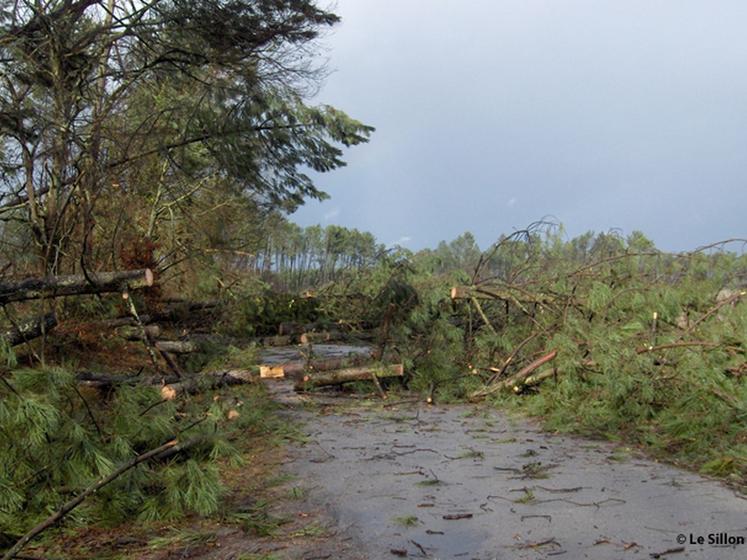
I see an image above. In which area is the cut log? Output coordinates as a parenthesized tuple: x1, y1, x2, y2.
(260, 334, 295, 346)
(0, 269, 154, 304)
(115, 324, 161, 341)
(3, 312, 57, 346)
(299, 330, 344, 345)
(259, 354, 378, 381)
(75, 371, 180, 389)
(161, 368, 259, 399)
(294, 363, 404, 391)
(154, 340, 197, 354)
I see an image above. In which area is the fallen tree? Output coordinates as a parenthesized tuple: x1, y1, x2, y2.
(0, 269, 154, 304)
(115, 325, 161, 341)
(98, 300, 220, 329)
(470, 350, 557, 400)
(294, 363, 404, 391)
(2, 313, 57, 346)
(278, 321, 314, 335)
(154, 340, 197, 354)
(299, 330, 345, 344)
(259, 334, 295, 346)
(160, 369, 259, 399)
(259, 353, 378, 380)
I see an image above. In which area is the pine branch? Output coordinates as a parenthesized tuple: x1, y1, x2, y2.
(1, 438, 197, 560)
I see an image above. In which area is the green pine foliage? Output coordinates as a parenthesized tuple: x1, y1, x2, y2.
(0, 355, 276, 548)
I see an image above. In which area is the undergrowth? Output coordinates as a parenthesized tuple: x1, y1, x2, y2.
(0, 340, 289, 555)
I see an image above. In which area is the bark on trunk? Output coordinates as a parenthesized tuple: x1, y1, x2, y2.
(154, 340, 197, 354)
(299, 330, 344, 345)
(0, 269, 154, 304)
(259, 353, 378, 380)
(115, 324, 161, 340)
(294, 363, 404, 391)
(161, 368, 259, 399)
(3, 312, 57, 346)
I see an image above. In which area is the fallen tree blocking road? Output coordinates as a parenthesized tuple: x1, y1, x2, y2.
(0, 269, 154, 304)
(160, 369, 259, 399)
(294, 363, 404, 391)
(3, 313, 57, 346)
(259, 353, 378, 380)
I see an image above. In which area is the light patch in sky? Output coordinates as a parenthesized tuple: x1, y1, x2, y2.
(391, 235, 412, 247)
(323, 207, 341, 222)
(507, 197, 517, 208)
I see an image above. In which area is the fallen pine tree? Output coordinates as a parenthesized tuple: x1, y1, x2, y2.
(160, 368, 259, 399)
(259, 352, 380, 380)
(0, 269, 154, 304)
(115, 324, 161, 341)
(294, 363, 404, 391)
(154, 340, 197, 354)
(2, 313, 57, 346)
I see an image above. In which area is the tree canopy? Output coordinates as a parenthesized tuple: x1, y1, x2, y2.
(0, 0, 373, 274)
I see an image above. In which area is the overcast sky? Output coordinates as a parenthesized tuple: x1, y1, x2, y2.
(291, 0, 747, 251)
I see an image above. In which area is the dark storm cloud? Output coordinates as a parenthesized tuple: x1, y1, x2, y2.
(292, 0, 747, 251)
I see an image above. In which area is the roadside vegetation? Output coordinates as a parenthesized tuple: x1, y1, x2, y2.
(314, 225, 747, 490)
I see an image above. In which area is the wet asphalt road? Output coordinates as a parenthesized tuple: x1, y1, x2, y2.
(260, 346, 747, 560)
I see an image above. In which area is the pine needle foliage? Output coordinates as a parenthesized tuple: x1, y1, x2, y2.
(0, 357, 275, 548)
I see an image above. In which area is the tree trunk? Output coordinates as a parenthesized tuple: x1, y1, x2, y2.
(161, 369, 259, 399)
(115, 324, 161, 340)
(260, 335, 295, 346)
(294, 363, 404, 391)
(259, 353, 378, 380)
(0, 269, 154, 304)
(299, 330, 344, 345)
(3, 312, 57, 346)
(154, 340, 197, 354)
